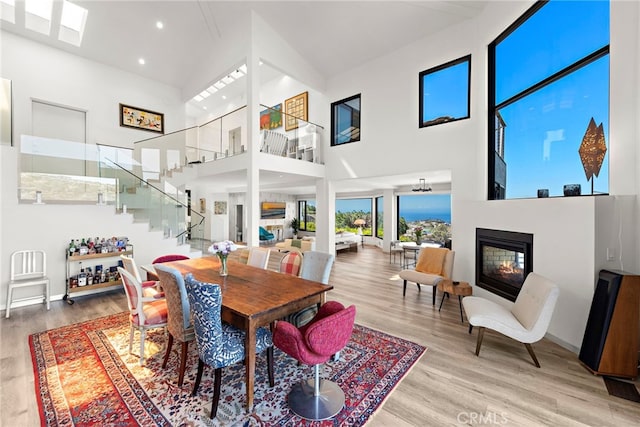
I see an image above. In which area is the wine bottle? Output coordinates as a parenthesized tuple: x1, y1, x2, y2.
(78, 263, 87, 287)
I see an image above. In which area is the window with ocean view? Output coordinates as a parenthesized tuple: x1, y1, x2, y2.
(397, 194, 451, 244)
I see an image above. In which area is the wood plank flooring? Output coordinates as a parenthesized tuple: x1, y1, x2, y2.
(2, 246, 639, 426)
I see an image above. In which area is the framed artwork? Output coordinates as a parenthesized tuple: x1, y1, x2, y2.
(199, 198, 206, 213)
(284, 91, 308, 131)
(260, 104, 282, 130)
(119, 103, 164, 134)
(214, 201, 227, 215)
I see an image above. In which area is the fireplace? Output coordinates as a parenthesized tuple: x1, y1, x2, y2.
(476, 228, 533, 302)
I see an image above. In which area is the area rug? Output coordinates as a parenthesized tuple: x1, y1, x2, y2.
(30, 312, 426, 426)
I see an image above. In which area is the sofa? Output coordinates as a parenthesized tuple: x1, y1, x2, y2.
(275, 238, 316, 254)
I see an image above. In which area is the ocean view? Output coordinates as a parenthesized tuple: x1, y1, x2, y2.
(400, 211, 451, 224)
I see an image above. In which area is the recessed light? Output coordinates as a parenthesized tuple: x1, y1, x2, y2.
(213, 81, 225, 90)
(222, 75, 234, 85)
(138, 58, 145, 65)
(239, 64, 247, 74)
(222, 95, 227, 100)
(193, 95, 203, 102)
(206, 85, 218, 94)
(156, 21, 163, 29)
(230, 69, 244, 79)
(203, 106, 207, 110)
(199, 90, 210, 99)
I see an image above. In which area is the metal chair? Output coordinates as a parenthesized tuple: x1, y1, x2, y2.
(389, 240, 404, 264)
(118, 267, 168, 365)
(273, 301, 356, 420)
(185, 273, 274, 418)
(154, 264, 195, 386)
(5, 250, 50, 318)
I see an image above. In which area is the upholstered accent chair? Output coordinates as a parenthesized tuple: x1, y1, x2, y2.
(259, 226, 275, 241)
(288, 251, 335, 327)
(153, 264, 195, 386)
(118, 267, 168, 366)
(185, 274, 274, 418)
(462, 272, 560, 367)
(273, 301, 356, 420)
(398, 248, 455, 305)
(279, 251, 302, 276)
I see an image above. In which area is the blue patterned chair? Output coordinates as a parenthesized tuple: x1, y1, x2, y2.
(184, 274, 274, 418)
(154, 264, 194, 387)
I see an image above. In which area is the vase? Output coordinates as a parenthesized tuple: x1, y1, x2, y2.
(218, 255, 228, 277)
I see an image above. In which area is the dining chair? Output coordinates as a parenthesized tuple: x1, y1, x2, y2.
(153, 264, 195, 386)
(118, 267, 168, 366)
(120, 254, 163, 298)
(389, 240, 404, 264)
(247, 247, 270, 269)
(288, 251, 335, 327)
(279, 251, 302, 276)
(5, 250, 50, 318)
(273, 301, 356, 420)
(184, 274, 274, 418)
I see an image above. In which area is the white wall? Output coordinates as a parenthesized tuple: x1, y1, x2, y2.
(0, 30, 191, 309)
(320, 0, 640, 350)
(1, 32, 186, 147)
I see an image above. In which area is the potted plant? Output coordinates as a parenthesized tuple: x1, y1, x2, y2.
(289, 218, 299, 238)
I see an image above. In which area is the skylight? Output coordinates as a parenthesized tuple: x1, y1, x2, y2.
(58, 0, 88, 46)
(191, 63, 248, 103)
(0, 0, 16, 24)
(25, 0, 53, 35)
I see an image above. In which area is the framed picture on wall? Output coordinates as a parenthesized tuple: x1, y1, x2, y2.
(199, 198, 206, 213)
(119, 103, 164, 134)
(214, 201, 227, 215)
(260, 104, 282, 130)
(284, 91, 308, 131)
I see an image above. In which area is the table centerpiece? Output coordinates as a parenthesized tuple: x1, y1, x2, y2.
(208, 240, 237, 276)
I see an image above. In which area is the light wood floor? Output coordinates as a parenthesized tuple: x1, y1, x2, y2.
(2, 247, 639, 426)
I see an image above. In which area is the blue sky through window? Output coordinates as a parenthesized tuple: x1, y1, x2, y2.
(494, 0, 609, 199)
(422, 58, 469, 123)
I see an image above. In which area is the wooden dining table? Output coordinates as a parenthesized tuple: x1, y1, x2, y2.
(160, 256, 333, 411)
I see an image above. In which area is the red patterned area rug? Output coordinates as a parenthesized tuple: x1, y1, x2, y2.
(30, 312, 426, 426)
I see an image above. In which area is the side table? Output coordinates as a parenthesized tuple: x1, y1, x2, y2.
(437, 279, 472, 322)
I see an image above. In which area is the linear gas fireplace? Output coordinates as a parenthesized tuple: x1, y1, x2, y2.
(476, 228, 533, 302)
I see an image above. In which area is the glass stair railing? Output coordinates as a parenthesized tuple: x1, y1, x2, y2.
(99, 157, 205, 246)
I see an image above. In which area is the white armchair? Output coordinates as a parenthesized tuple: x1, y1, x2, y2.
(462, 272, 559, 368)
(399, 248, 455, 305)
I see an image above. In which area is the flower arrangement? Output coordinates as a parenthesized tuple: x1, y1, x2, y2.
(208, 240, 237, 276)
(208, 240, 237, 256)
(414, 227, 424, 242)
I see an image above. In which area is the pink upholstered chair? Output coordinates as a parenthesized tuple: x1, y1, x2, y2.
(118, 267, 168, 366)
(273, 301, 356, 420)
(152, 254, 190, 264)
(279, 251, 302, 276)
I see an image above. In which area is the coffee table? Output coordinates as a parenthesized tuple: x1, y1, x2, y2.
(437, 279, 472, 322)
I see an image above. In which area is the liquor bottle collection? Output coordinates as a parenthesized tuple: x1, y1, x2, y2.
(67, 236, 131, 288)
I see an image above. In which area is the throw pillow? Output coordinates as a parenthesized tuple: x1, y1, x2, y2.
(291, 239, 302, 248)
(415, 247, 448, 275)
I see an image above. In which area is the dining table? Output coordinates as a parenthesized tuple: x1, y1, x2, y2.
(159, 256, 333, 411)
